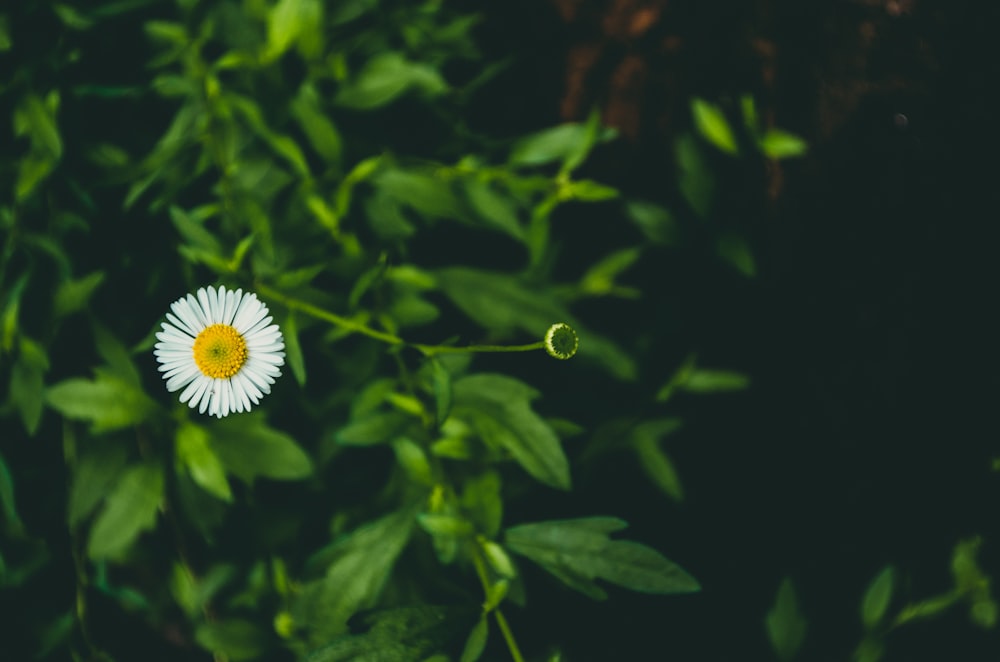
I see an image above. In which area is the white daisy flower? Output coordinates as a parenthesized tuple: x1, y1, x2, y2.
(154, 285, 285, 418)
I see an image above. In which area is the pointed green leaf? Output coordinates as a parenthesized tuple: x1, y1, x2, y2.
(682, 368, 750, 393)
(460, 616, 489, 662)
(336, 410, 411, 447)
(0, 451, 25, 537)
(10, 337, 49, 435)
(759, 129, 808, 159)
(87, 462, 164, 559)
(861, 566, 895, 630)
(68, 443, 129, 528)
(46, 374, 156, 433)
(53, 271, 105, 318)
(294, 509, 417, 643)
(209, 416, 313, 483)
(176, 423, 232, 502)
(691, 98, 738, 155)
(195, 619, 266, 661)
(765, 577, 807, 661)
(284, 311, 307, 386)
(336, 52, 447, 110)
(504, 517, 699, 597)
(453, 374, 570, 490)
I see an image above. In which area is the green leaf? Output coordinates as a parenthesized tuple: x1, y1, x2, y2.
(373, 168, 462, 221)
(264, 0, 323, 61)
(460, 471, 503, 538)
(87, 462, 164, 559)
(209, 415, 313, 483)
(284, 311, 307, 386)
(453, 374, 570, 490)
(460, 616, 488, 662)
(691, 98, 738, 155)
(632, 433, 683, 503)
(336, 410, 412, 447)
(291, 84, 342, 164)
(759, 129, 808, 159)
(861, 565, 895, 630)
(462, 178, 525, 241)
(176, 423, 232, 502)
(68, 443, 129, 528)
(195, 619, 267, 661)
(336, 52, 447, 110)
(10, 337, 49, 435)
(0, 451, 25, 537)
(579, 247, 641, 297)
(562, 179, 619, 202)
(716, 233, 756, 277)
(676, 133, 714, 218)
(418, 513, 476, 538)
(682, 368, 750, 393)
(428, 358, 452, 427)
(91, 321, 141, 387)
(509, 121, 614, 168)
(295, 509, 418, 643)
(765, 577, 807, 661)
(436, 267, 636, 380)
(505, 517, 699, 598)
(53, 271, 105, 317)
(624, 200, 678, 245)
(304, 606, 477, 662)
(46, 374, 156, 433)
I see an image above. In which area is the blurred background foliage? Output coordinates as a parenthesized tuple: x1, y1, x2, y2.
(1, 0, 998, 660)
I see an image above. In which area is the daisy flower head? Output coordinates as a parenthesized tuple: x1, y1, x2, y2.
(154, 286, 285, 418)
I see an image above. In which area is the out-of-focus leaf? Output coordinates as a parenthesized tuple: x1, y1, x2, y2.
(462, 178, 525, 241)
(625, 200, 678, 245)
(453, 374, 570, 490)
(860, 565, 895, 631)
(562, 179, 619, 202)
(759, 129, 808, 159)
(0, 451, 25, 537)
(54, 4, 95, 29)
(329, 0, 377, 26)
(68, 443, 129, 528)
(676, 133, 713, 218)
(53, 271, 105, 317)
(10, 337, 49, 435)
(176, 423, 232, 502)
(460, 471, 502, 538)
(291, 84, 342, 164)
(682, 369, 750, 393)
(46, 374, 156, 433)
(91, 322, 141, 387)
(393, 438, 433, 486)
(284, 311, 307, 386)
(632, 431, 683, 502)
(428, 358, 452, 428)
(717, 233, 756, 277)
(209, 415, 313, 482)
(691, 98, 738, 155)
(336, 410, 412, 446)
(304, 606, 477, 662)
(195, 619, 267, 661)
(0, 15, 11, 51)
(374, 168, 462, 221)
(505, 517, 699, 598)
(436, 267, 636, 380)
(460, 616, 488, 662)
(295, 509, 418, 643)
(87, 462, 164, 559)
(336, 52, 447, 110)
(765, 577, 807, 662)
(509, 121, 614, 168)
(264, 0, 323, 62)
(579, 247, 641, 298)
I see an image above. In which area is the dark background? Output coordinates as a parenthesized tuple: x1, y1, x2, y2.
(478, 0, 999, 660)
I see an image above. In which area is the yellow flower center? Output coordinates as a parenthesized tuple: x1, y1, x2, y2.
(192, 324, 248, 379)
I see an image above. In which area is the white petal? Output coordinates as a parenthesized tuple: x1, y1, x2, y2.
(232, 293, 262, 333)
(222, 288, 238, 326)
(234, 371, 263, 404)
(166, 311, 198, 337)
(166, 366, 199, 392)
(180, 375, 210, 406)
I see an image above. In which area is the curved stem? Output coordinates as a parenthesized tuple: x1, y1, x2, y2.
(472, 548, 525, 662)
(256, 283, 546, 358)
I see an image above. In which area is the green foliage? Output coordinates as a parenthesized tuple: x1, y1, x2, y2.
(765, 578, 808, 661)
(505, 517, 699, 600)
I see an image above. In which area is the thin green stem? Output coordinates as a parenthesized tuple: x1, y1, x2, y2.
(472, 547, 525, 662)
(415, 341, 544, 356)
(257, 283, 547, 358)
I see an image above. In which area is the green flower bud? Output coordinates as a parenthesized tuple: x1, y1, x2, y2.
(544, 323, 578, 360)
